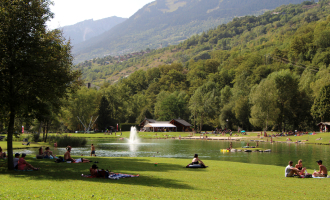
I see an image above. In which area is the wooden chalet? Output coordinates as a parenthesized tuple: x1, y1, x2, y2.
(317, 122, 330, 132)
(139, 118, 156, 128)
(170, 119, 192, 132)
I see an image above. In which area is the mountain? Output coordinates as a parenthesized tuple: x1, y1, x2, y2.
(71, 0, 330, 131)
(72, 0, 308, 63)
(60, 16, 127, 46)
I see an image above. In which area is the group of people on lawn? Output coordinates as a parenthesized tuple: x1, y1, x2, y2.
(285, 159, 327, 178)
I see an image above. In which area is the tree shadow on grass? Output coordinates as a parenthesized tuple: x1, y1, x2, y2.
(0, 157, 195, 190)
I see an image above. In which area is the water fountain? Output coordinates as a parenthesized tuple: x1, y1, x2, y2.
(128, 126, 140, 144)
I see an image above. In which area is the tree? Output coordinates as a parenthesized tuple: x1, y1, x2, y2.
(249, 79, 279, 130)
(97, 96, 111, 131)
(311, 84, 330, 122)
(0, 0, 81, 170)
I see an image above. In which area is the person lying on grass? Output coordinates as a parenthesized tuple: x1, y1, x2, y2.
(18, 153, 39, 171)
(90, 164, 112, 178)
(313, 160, 328, 177)
(285, 161, 302, 178)
(64, 147, 90, 163)
(191, 154, 206, 167)
(43, 147, 56, 158)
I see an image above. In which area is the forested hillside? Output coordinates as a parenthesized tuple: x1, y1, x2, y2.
(72, 0, 307, 63)
(57, 0, 330, 133)
(60, 16, 126, 46)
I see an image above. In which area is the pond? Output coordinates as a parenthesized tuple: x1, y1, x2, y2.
(19, 138, 330, 170)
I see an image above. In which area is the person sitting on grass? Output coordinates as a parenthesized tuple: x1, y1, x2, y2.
(295, 159, 308, 175)
(38, 147, 43, 155)
(43, 147, 56, 158)
(191, 154, 205, 167)
(13, 153, 20, 169)
(0, 147, 6, 158)
(64, 147, 90, 163)
(285, 161, 302, 178)
(313, 160, 328, 177)
(18, 153, 39, 171)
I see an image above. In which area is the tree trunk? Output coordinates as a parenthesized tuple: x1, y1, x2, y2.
(7, 107, 15, 170)
(38, 120, 43, 138)
(44, 121, 49, 142)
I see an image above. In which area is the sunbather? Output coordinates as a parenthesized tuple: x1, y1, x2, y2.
(90, 164, 111, 178)
(313, 160, 328, 177)
(285, 161, 302, 177)
(38, 147, 43, 155)
(191, 154, 205, 167)
(64, 147, 90, 163)
(18, 153, 39, 171)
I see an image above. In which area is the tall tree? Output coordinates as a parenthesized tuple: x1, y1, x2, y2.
(97, 96, 111, 131)
(0, 0, 80, 169)
(311, 84, 330, 122)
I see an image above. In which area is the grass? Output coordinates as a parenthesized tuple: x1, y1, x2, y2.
(244, 132, 330, 145)
(48, 131, 193, 139)
(0, 156, 329, 199)
(0, 141, 47, 150)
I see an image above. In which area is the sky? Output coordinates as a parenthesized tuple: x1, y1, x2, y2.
(47, 0, 155, 29)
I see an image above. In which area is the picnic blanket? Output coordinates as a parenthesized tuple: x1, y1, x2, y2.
(312, 176, 330, 178)
(82, 173, 139, 179)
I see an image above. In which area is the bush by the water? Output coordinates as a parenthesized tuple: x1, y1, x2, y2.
(120, 123, 138, 131)
(47, 135, 87, 147)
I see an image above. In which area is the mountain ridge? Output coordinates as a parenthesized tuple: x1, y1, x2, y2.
(60, 16, 127, 46)
(72, 0, 308, 63)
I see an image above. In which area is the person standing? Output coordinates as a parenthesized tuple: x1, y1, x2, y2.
(91, 144, 96, 157)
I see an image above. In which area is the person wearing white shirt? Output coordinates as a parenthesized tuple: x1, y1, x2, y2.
(285, 160, 302, 178)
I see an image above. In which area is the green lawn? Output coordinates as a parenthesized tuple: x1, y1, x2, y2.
(48, 131, 193, 139)
(0, 141, 47, 150)
(244, 132, 330, 144)
(0, 156, 329, 199)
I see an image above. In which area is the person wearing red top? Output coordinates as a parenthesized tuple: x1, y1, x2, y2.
(18, 153, 39, 171)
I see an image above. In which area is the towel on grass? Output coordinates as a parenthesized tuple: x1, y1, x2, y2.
(109, 173, 139, 179)
(82, 173, 139, 179)
(312, 176, 330, 178)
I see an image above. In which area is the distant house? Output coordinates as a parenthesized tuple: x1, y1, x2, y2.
(139, 118, 191, 132)
(139, 118, 156, 128)
(170, 119, 192, 132)
(317, 122, 330, 132)
(86, 83, 100, 90)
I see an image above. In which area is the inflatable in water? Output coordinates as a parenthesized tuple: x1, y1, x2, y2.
(186, 164, 208, 168)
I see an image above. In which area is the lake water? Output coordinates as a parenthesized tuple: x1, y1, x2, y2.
(19, 138, 330, 170)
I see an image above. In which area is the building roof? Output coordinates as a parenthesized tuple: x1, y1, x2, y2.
(171, 119, 192, 127)
(144, 123, 176, 128)
(317, 122, 330, 126)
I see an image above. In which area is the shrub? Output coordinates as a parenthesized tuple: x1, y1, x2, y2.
(47, 135, 87, 147)
(120, 123, 139, 131)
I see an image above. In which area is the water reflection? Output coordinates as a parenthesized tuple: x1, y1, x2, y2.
(17, 139, 330, 169)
